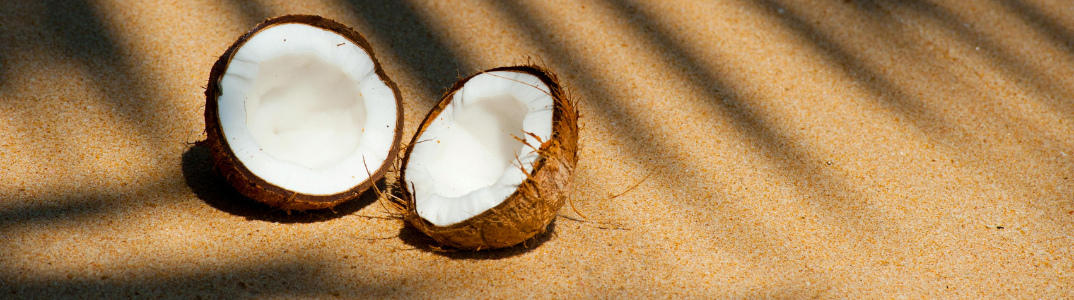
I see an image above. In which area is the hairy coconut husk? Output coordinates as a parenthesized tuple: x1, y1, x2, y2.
(400, 65, 579, 250)
(203, 15, 404, 211)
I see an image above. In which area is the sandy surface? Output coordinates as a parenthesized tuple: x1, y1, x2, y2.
(1, 0, 1072, 298)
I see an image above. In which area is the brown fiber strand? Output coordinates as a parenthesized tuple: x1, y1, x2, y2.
(607, 171, 653, 200)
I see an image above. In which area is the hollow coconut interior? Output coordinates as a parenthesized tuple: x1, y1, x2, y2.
(406, 71, 554, 226)
(217, 23, 398, 195)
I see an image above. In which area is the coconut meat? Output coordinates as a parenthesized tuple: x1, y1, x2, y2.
(217, 23, 398, 196)
(406, 71, 554, 226)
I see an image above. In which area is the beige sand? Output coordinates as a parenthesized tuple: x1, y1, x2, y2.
(1, 0, 1071, 298)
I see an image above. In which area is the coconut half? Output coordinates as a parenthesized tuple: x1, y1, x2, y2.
(204, 15, 403, 210)
(400, 66, 578, 250)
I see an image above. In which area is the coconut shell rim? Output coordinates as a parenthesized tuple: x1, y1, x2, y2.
(204, 14, 405, 210)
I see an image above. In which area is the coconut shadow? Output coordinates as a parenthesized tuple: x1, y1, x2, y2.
(395, 220, 556, 260)
(182, 143, 380, 223)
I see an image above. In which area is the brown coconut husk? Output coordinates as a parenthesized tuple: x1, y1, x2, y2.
(399, 65, 579, 250)
(203, 15, 404, 211)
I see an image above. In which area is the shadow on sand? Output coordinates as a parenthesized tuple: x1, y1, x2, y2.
(395, 220, 556, 260)
(181, 144, 380, 223)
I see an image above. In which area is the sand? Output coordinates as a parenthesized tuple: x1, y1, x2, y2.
(1, 0, 1071, 298)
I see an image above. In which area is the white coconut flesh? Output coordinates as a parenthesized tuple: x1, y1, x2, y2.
(406, 71, 554, 226)
(217, 23, 398, 195)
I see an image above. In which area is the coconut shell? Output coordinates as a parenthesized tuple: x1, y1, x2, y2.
(400, 65, 579, 250)
(203, 15, 404, 211)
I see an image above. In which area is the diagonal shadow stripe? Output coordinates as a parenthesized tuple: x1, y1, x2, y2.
(0, 195, 111, 230)
(41, 0, 170, 145)
(0, 259, 403, 299)
(760, 0, 1074, 198)
(995, 0, 1074, 55)
(484, 0, 855, 293)
(222, 0, 273, 28)
(755, 0, 952, 135)
(341, 0, 473, 105)
(850, 0, 1074, 121)
(597, 0, 884, 223)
